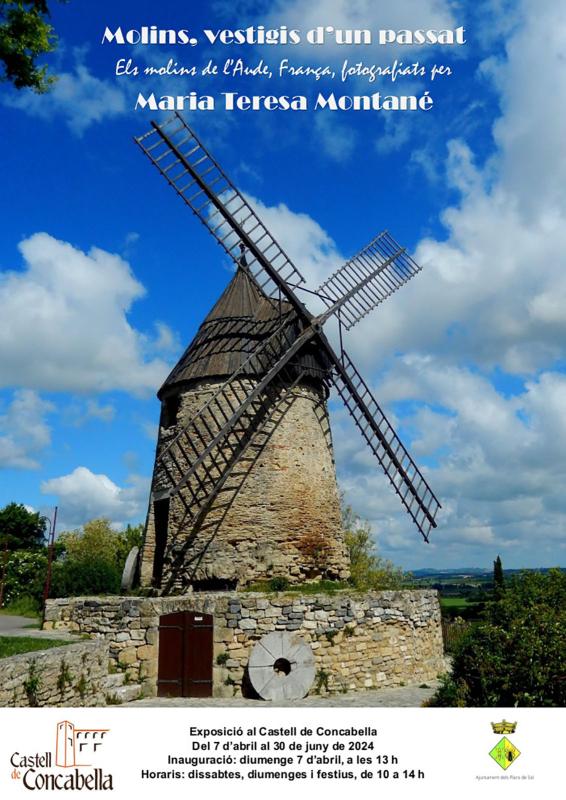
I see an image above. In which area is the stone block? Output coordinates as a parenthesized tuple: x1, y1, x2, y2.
(118, 647, 137, 666)
(136, 644, 156, 661)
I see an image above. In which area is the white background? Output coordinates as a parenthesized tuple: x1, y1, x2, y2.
(0, 706, 562, 798)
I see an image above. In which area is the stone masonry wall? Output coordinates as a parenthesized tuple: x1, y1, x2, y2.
(44, 590, 444, 698)
(141, 379, 350, 592)
(0, 640, 108, 707)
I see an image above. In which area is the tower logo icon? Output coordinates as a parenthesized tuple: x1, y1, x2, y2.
(55, 721, 110, 768)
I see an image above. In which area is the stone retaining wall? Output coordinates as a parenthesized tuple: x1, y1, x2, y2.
(0, 640, 108, 707)
(44, 590, 444, 698)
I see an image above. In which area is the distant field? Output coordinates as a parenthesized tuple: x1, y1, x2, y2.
(440, 597, 476, 609)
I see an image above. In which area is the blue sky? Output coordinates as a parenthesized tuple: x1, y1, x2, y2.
(1, 0, 565, 570)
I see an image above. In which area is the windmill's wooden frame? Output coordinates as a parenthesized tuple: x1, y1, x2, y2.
(135, 113, 441, 593)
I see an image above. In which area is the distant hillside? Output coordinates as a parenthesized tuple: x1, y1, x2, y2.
(411, 567, 562, 578)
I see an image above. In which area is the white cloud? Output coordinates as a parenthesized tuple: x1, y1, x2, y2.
(3, 62, 127, 135)
(41, 466, 149, 528)
(150, 322, 180, 354)
(246, 194, 344, 290)
(342, 2, 566, 377)
(266, 0, 456, 60)
(246, 0, 566, 566)
(0, 233, 172, 395)
(0, 390, 54, 469)
(314, 114, 357, 161)
(332, 359, 566, 565)
(84, 400, 115, 423)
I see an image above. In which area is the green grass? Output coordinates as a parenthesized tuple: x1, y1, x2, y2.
(245, 579, 352, 594)
(439, 597, 475, 609)
(0, 596, 41, 619)
(0, 637, 69, 659)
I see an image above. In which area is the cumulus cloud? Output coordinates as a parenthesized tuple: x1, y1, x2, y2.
(266, 0, 456, 59)
(246, 194, 344, 289)
(3, 63, 127, 136)
(313, 114, 357, 162)
(241, 0, 566, 567)
(65, 399, 116, 427)
(0, 390, 54, 469)
(344, 2, 566, 376)
(0, 233, 173, 395)
(330, 354, 566, 565)
(41, 466, 149, 528)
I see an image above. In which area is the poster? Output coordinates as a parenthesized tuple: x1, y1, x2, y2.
(0, 1, 564, 796)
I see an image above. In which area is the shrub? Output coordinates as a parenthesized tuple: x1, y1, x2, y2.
(268, 577, 290, 592)
(50, 559, 121, 597)
(343, 516, 408, 591)
(2, 550, 47, 607)
(430, 569, 566, 707)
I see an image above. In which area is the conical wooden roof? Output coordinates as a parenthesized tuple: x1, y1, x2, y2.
(159, 267, 330, 397)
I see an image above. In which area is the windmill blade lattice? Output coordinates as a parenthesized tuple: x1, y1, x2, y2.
(154, 316, 308, 515)
(135, 113, 441, 548)
(135, 113, 306, 299)
(316, 231, 422, 331)
(331, 349, 440, 541)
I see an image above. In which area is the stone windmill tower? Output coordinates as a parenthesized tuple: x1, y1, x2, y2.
(140, 258, 350, 592)
(135, 114, 441, 595)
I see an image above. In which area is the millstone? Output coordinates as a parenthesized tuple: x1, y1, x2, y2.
(121, 546, 139, 592)
(248, 631, 315, 701)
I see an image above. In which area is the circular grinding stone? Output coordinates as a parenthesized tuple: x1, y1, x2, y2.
(248, 631, 315, 701)
(120, 546, 139, 592)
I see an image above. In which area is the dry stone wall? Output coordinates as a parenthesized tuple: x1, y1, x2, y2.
(0, 640, 108, 708)
(44, 590, 444, 698)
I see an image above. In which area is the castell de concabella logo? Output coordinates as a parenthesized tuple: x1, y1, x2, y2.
(9, 721, 113, 791)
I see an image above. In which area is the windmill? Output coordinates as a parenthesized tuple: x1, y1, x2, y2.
(134, 113, 440, 594)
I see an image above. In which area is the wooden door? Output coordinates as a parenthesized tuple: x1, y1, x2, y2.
(157, 611, 213, 697)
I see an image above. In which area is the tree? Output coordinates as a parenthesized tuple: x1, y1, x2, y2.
(342, 503, 407, 590)
(57, 518, 123, 566)
(0, 1, 64, 92)
(493, 554, 505, 600)
(115, 523, 144, 567)
(0, 502, 47, 550)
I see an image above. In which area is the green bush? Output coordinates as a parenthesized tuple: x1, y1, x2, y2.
(57, 519, 142, 574)
(2, 550, 47, 607)
(50, 559, 121, 597)
(268, 576, 290, 592)
(47, 518, 143, 598)
(430, 569, 566, 707)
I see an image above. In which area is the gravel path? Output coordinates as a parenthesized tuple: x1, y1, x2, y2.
(0, 614, 75, 640)
(0, 614, 35, 632)
(124, 681, 439, 708)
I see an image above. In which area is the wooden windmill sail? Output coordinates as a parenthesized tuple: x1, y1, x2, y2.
(135, 113, 441, 593)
